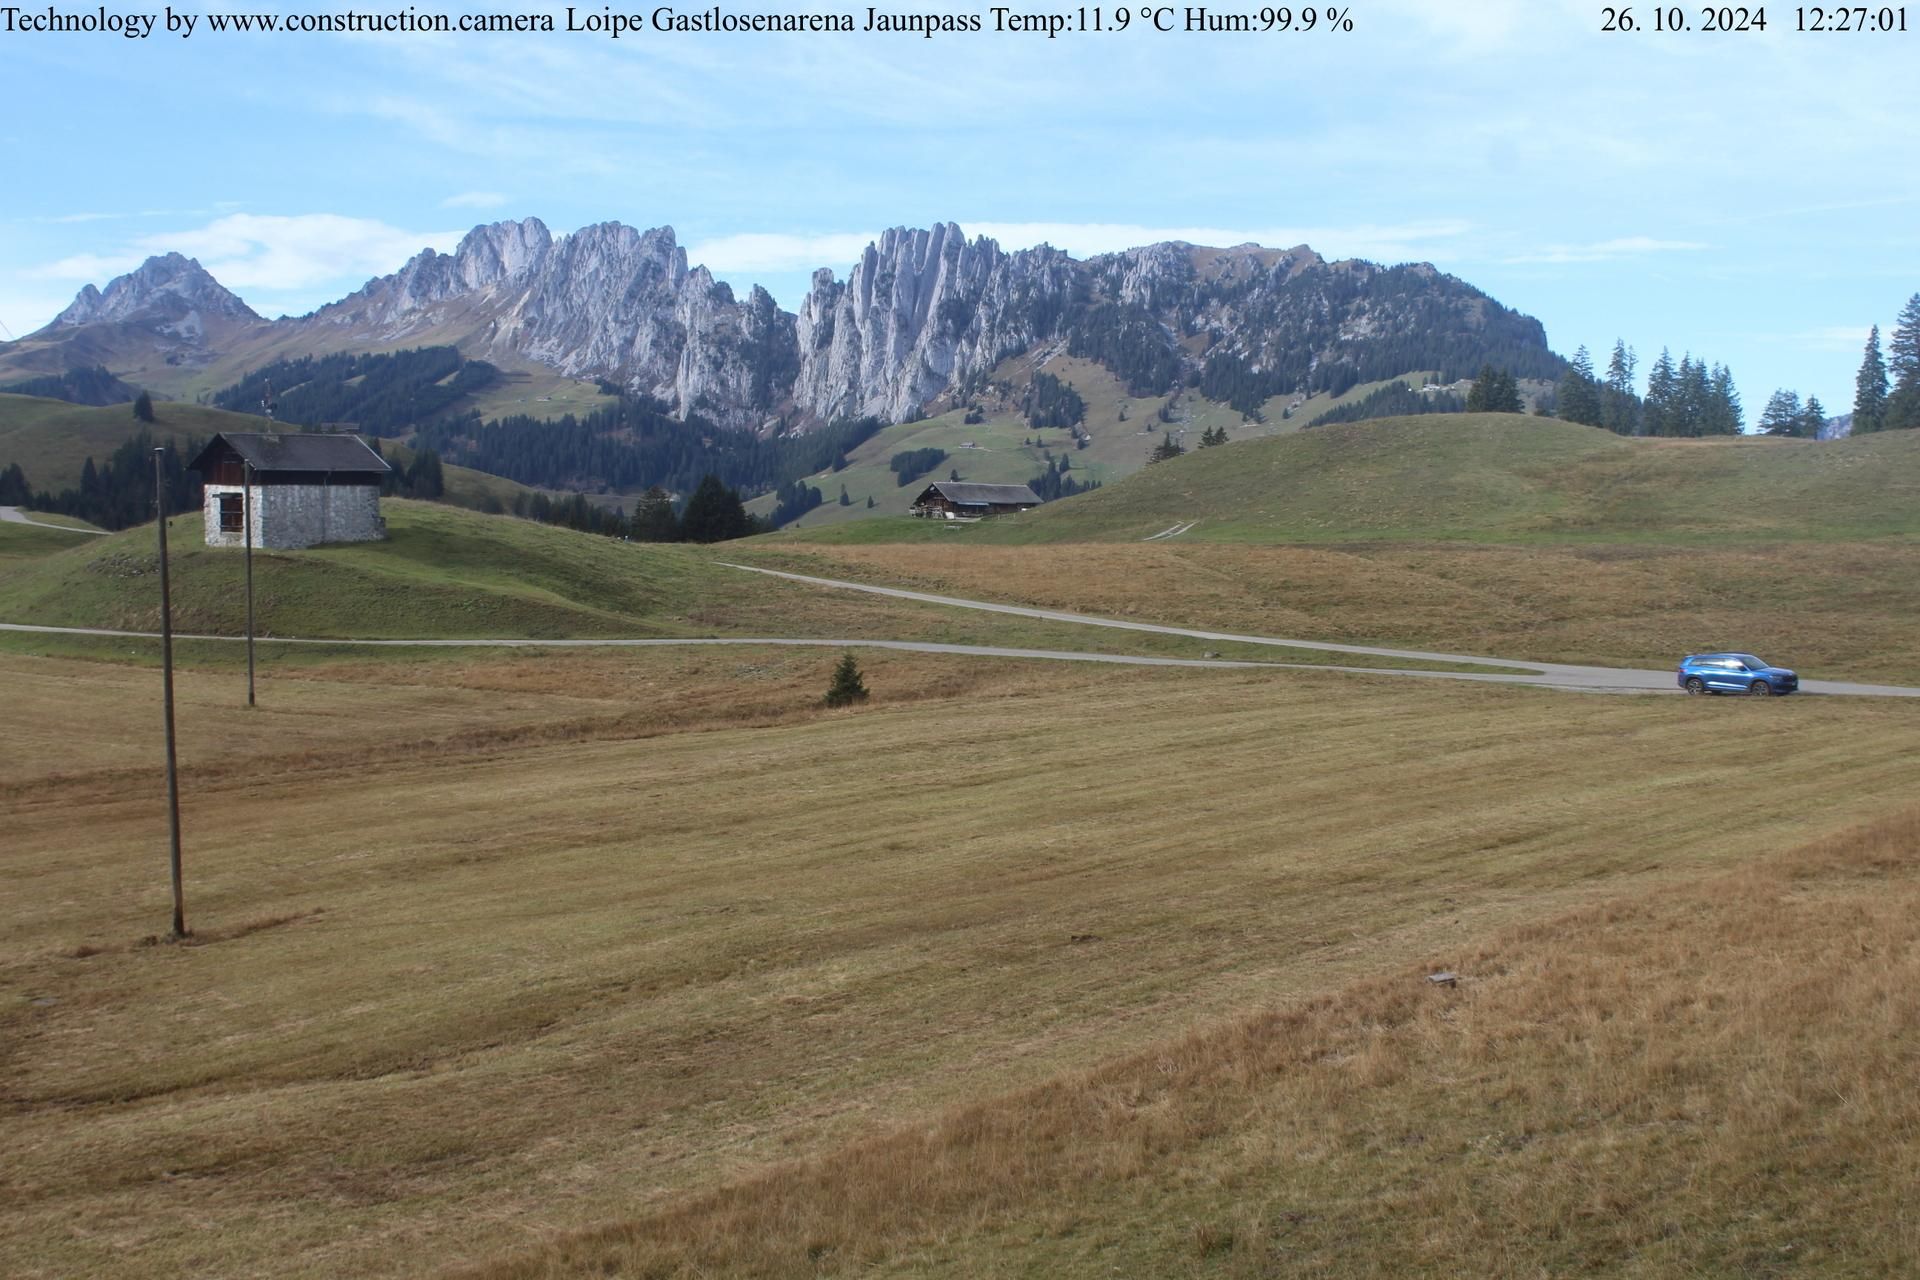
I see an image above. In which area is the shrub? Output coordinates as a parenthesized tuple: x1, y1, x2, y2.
(824, 653, 870, 708)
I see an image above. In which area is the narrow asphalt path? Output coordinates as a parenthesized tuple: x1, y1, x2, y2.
(5, 569, 1918, 697)
(0, 622, 1421, 676)
(0, 506, 107, 534)
(716, 563, 1920, 699)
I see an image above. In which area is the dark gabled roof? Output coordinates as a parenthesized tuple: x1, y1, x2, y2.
(188, 432, 390, 475)
(914, 481, 1042, 506)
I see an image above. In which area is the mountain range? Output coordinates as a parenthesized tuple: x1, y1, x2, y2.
(2, 218, 1564, 432)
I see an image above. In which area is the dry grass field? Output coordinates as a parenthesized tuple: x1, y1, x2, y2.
(6, 643, 1920, 1277)
(498, 806, 1920, 1279)
(736, 539, 1920, 685)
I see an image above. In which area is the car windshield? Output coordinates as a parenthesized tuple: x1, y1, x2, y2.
(1730, 654, 1767, 670)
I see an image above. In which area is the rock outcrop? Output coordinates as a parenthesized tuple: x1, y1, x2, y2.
(30, 219, 1560, 431)
(793, 223, 1077, 423)
(52, 252, 258, 340)
(303, 219, 792, 429)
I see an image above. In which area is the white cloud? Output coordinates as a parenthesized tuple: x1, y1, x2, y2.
(441, 191, 509, 210)
(1758, 326, 1875, 353)
(31, 252, 146, 282)
(30, 213, 461, 296)
(11, 207, 212, 227)
(1505, 237, 1709, 265)
(0, 287, 76, 338)
(19, 213, 466, 323)
(159, 214, 462, 292)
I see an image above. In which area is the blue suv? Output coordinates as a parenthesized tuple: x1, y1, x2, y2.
(1677, 653, 1799, 696)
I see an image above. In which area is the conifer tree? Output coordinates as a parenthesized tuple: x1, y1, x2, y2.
(824, 653, 869, 707)
(1603, 340, 1639, 435)
(1886, 295, 1920, 430)
(1149, 431, 1185, 462)
(1708, 364, 1743, 435)
(406, 448, 444, 498)
(1854, 326, 1889, 433)
(679, 474, 751, 543)
(0, 462, 30, 505)
(1466, 366, 1522, 414)
(1758, 389, 1805, 436)
(1677, 356, 1715, 436)
(1557, 345, 1603, 426)
(1643, 349, 1678, 436)
(1495, 369, 1522, 414)
(132, 390, 155, 423)
(1801, 395, 1828, 439)
(1466, 365, 1494, 412)
(631, 486, 679, 541)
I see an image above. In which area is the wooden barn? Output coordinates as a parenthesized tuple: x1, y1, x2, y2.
(189, 432, 391, 550)
(909, 481, 1042, 519)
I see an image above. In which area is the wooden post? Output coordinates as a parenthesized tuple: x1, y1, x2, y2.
(244, 459, 255, 708)
(155, 449, 187, 939)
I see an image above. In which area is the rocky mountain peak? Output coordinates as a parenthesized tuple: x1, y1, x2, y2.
(448, 216, 553, 289)
(19, 216, 1560, 439)
(793, 222, 1079, 423)
(52, 253, 258, 329)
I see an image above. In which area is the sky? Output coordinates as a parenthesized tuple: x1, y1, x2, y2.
(3, 0, 1917, 413)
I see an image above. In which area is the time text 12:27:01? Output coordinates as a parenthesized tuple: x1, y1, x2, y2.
(1601, 6, 1908, 30)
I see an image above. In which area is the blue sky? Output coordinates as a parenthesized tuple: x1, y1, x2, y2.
(4, 0, 1917, 412)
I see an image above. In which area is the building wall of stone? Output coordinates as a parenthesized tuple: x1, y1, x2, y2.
(202, 483, 386, 550)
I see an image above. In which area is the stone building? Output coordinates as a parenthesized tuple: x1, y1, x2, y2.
(190, 432, 390, 550)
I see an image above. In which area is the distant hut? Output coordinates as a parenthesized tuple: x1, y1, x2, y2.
(909, 481, 1042, 520)
(189, 432, 391, 550)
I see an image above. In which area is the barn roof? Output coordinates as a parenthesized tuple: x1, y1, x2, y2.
(189, 432, 390, 475)
(915, 481, 1042, 506)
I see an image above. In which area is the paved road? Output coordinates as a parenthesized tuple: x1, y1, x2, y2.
(717, 563, 1920, 699)
(5, 569, 1918, 698)
(0, 622, 1407, 675)
(0, 506, 107, 534)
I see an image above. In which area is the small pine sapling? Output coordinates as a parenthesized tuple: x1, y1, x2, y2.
(825, 653, 870, 707)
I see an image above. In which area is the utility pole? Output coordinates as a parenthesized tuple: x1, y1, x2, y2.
(154, 449, 187, 939)
(244, 459, 256, 707)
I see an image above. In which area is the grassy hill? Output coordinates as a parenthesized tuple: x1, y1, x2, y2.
(0, 520, 99, 563)
(1, 500, 1401, 668)
(735, 414, 1920, 684)
(0, 392, 542, 515)
(0, 500, 737, 640)
(767, 414, 1920, 545)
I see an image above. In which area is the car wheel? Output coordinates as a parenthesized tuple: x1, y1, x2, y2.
(1684, 677, 1706, 695)
(1750, 680, 1771, 697)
